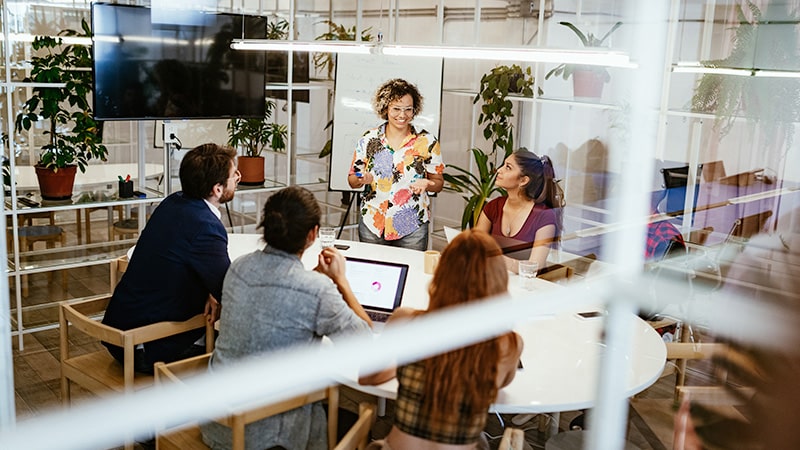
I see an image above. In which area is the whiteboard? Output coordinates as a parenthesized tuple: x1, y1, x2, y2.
(328, 53, 443, 192)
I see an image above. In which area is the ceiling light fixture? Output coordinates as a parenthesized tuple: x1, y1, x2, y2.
(231, 40, 635, 68)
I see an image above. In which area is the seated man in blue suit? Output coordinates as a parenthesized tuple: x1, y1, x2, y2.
(102, 143, 239, 373)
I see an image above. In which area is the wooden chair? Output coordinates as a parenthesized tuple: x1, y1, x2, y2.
(84, 205, 123, 243)
(12, 224, 68, 297)
(155, 354, 375, 450)
(112, 218, 140, 240)
(498, 427, 525, 450)
(109, 255, 129, 288)
(668, 342, 757, 406)
(59, 295, 215, 403)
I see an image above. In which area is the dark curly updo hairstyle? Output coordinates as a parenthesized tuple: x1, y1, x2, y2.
(373, 78, 423, 120)
(259, 186, 321, 254)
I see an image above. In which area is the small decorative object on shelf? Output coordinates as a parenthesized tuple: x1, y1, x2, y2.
(545, 21, 623, 99)
(14, 18, 108, 200)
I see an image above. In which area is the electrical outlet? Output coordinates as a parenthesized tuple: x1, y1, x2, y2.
(163, 122, 179, 145)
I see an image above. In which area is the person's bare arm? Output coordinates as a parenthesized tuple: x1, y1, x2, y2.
(358, 308, 417, 385)
(505, 224, 556, 274)
(475, 210, 492, 234)
(316, 247, 373, 327)
(496, 332, 524, 389)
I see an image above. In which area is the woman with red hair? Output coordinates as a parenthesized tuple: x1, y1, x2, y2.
(361, 229, 523, 449)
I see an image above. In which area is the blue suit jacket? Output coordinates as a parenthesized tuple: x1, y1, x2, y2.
(103, 192, 230, 365)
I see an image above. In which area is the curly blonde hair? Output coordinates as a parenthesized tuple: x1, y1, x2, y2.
(373, 78, 423, 120)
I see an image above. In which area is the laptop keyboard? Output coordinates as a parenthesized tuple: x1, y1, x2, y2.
(366, 310, 391, 323)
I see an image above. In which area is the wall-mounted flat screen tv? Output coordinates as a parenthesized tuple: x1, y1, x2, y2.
(92, 3, 276, 120)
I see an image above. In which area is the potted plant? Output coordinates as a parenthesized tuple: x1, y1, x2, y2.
(690, 1, 800, 148)
(444, 65, 539, 229)
(545, 21, 623, 99)
(227, 99, 288, 186)
(14, 19, 108, 200)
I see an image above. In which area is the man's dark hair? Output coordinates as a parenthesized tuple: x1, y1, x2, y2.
(179, 143, 237, 199)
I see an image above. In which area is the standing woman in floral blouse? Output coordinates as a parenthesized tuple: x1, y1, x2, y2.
(347, 78, 445, 251)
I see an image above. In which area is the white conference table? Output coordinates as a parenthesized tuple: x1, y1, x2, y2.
(225, 234, 667, 415)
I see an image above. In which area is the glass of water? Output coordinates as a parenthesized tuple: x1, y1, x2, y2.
(518, 261, 539, 290)
(319, 227, 336, 248)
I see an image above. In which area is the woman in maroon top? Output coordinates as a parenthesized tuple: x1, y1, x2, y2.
(475, 148, 564, 272)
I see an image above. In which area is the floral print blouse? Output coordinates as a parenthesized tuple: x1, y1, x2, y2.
(349, 123, 444, 240)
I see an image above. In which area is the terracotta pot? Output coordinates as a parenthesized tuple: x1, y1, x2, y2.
(238, 156, 265, 186)
(572, 69, 606, 99)
(34, 165, 77, 200)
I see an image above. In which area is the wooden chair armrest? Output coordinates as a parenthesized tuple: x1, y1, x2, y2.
(333, 403, 375, 450)
(155, 353, 213, 386)
(498, 427, 525, 450)
(677, 385, 756, 406)
(127, 314, 208, 346)
(666, 342, 727, 360)
(60, 296, 124, 346)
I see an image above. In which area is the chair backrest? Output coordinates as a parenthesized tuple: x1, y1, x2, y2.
(155, 355, 373, 450)
(109, 255, 129, 287)
(729, 210, 773, 239)
(59, 295, 214, 396)
(498, 427, 525, 450)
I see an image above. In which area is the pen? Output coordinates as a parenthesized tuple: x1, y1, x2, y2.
(125, 174, 131, 182)
(118, 175, 124, 182)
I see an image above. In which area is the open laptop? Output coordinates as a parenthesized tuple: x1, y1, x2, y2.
(344, 257, 409, 324)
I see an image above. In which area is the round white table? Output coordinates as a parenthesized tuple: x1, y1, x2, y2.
(225, 234, 667, 415)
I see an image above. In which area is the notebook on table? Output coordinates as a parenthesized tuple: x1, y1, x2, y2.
(344, 257, 409, 323)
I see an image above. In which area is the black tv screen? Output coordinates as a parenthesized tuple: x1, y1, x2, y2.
(92, 4, 270, 120)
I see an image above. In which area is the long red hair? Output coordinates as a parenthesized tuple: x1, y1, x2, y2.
(422, 229, 518, 424)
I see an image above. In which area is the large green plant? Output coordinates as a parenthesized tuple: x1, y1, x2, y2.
(690, 1, 800, 147)
(444, 65, 538, 229)
(227, 18, 290, 157)
(14, 19, 107, 172)
(227, 99, 288, 157)
(545, 21, 623, 83)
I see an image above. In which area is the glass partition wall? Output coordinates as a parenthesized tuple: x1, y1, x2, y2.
(1, 0, 798, 445)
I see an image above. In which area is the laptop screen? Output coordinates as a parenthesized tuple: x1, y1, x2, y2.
(344, 257, 409, 313)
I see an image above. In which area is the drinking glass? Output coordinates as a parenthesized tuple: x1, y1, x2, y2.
(518, 261, 539, 290)
(319, 227, 336, 248)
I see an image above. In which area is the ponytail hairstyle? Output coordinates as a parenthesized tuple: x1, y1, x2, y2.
(513, 148, 565, 234)
(422, 230, 518, 425)
(259, 186, 321, 254)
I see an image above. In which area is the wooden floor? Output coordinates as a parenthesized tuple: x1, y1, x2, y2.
(13, 322, 704, 450)
(9, 215, 714, 449)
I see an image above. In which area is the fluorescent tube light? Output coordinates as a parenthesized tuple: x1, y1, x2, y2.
(672, 63, 753, 76)
(231, 40, 373, 55)
(231, 40, 634, 68)
(753, 70, 800, 79)
(380, 44, 633, 67)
